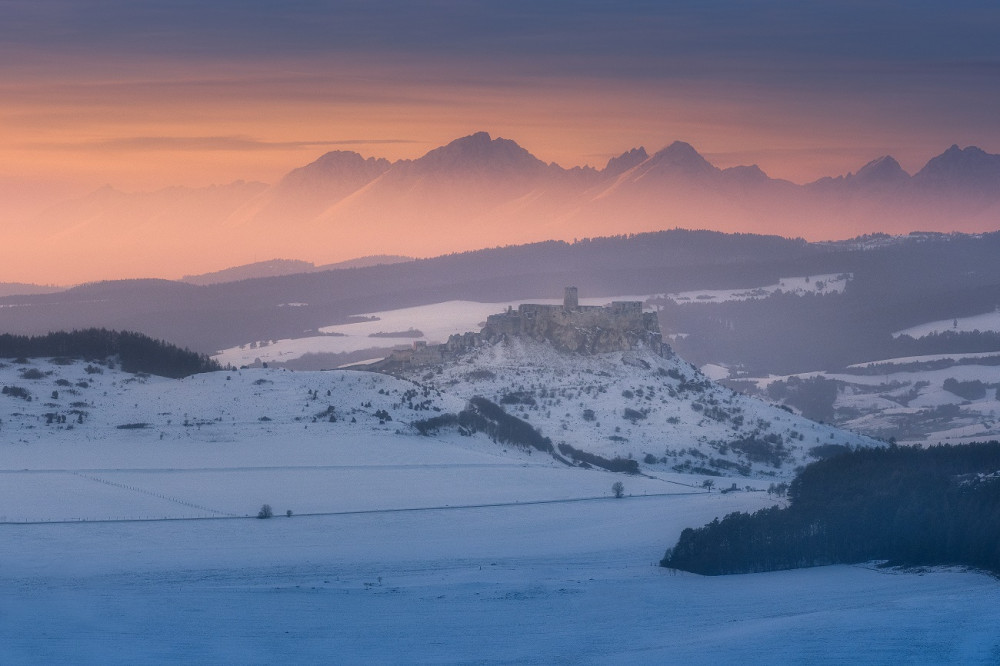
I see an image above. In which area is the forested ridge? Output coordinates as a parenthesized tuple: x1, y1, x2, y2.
(662, 442, 1000, 575)
(0, 329, 220, 378)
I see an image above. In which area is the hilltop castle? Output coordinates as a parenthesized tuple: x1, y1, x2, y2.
(379, 288, 667, 369)
(480, 287, 664, 355)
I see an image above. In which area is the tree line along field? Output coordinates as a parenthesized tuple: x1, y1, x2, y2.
(0, 329, 218, 378)
(662, 442, 1000, 575)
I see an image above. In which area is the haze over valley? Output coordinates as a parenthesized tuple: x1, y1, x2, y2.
(3, 1, 1000, 662)
(5, 134, 1000, 284)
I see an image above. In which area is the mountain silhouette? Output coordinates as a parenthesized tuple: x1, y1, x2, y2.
(12, 134, 1000, 284)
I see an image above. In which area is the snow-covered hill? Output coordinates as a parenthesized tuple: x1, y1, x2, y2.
(737, 354, 1000, 445)
(1, 338, 874, 488)
(397, 337, 876, 478)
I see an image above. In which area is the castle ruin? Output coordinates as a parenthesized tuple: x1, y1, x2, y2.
(480, 287, 664, 355)
(378, 288, 667, 369)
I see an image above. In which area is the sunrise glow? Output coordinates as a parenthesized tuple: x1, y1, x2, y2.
(1, 2, 998, 284)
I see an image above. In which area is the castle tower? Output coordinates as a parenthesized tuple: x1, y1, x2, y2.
(564, 286, 579, 310)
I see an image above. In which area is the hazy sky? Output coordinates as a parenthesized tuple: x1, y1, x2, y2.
(2, 0, 999, 206)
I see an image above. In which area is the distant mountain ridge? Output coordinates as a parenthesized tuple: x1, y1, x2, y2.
(9, 133, 1000, 284)
(181, 255, 413, 285)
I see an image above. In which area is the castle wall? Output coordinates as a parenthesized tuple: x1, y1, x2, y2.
(376, 289, 668, 369)
(478, 294, 663, 355)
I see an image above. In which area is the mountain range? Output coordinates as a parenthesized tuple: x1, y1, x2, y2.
(6, 133, 1000, 284)
(179, 255, 412, 286)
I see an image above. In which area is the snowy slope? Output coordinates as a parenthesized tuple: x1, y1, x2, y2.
(398, 337, 877, 478)
(1, 357, 996, 663)
(0, 339, 874, 525)
(743, 357, 1000, 445)
(0, 356, 729, 522)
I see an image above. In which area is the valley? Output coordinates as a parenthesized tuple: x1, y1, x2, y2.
(1, 355, 996, 662)
(1, 233, 998, 662)
(5, 3, 1000, 661)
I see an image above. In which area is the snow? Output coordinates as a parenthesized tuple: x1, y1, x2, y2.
(1, 357, 996, 662)
(701, 362, 731, 380)
(214, 294, 657, 366)
(743, 357, 1000, 445)
(666, 273, 851, 304)
(895, 308, 1000, 339)
(4, 499, 999, 663)
(401, 337, 876, 477)
(848, 351, 1000, 367)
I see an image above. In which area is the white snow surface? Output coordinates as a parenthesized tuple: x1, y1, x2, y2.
(848, 351, 1000, 368)
(1, 357, 996, 662)
(665, 273, 850, 304)
(895, 308, 1000, 338)
(742, 357, 1000, 445)
(400, 337, 876, 477)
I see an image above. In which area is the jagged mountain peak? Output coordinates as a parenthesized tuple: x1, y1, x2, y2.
(308, 149, 387, 168)
(721, 164, 769, 183)
(645, 141, 719, 177)
(852, 155, 910, 185)
(931, 144, 991, 164)
(655, 140, 700, 159)
(413, 132, 550, 174)
(914, 144, 1000, 189)
(278, 150, 392, 189)
(604, 147, 648, 178)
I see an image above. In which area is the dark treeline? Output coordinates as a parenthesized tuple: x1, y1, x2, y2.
(413, 396, 553, 453)
(666, 294, 1000, 375)
(0, 329, 220, 378)
(661, 442, 1000, 575)
(557, 442, 640, 474)
(2, 230, 999, 360)
(663, 232, 1000, 374)
(0, 230, 816, 353)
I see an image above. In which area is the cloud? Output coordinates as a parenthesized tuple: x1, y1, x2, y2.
(5, 2, 998, 83)
(25, 136, 421, 152)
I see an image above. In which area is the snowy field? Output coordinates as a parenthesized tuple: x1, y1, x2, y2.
(665, 273, 850, 304)
(4, 493, 999, 663)
(4, 441, 998, 662)
(2, 358, 998, 662)
(896, 308, 1000, 338)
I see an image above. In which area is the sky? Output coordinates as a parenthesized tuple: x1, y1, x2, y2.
(0, 1, 999, 281)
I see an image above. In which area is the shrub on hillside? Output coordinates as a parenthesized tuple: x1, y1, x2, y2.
(558, 443, 638, 474)
(413, 397, 552, 453)
(2, 385, 31, 401)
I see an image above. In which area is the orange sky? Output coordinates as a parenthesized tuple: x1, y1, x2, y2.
(1, 2, 998, 284)
(2, 58, 988, 197)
